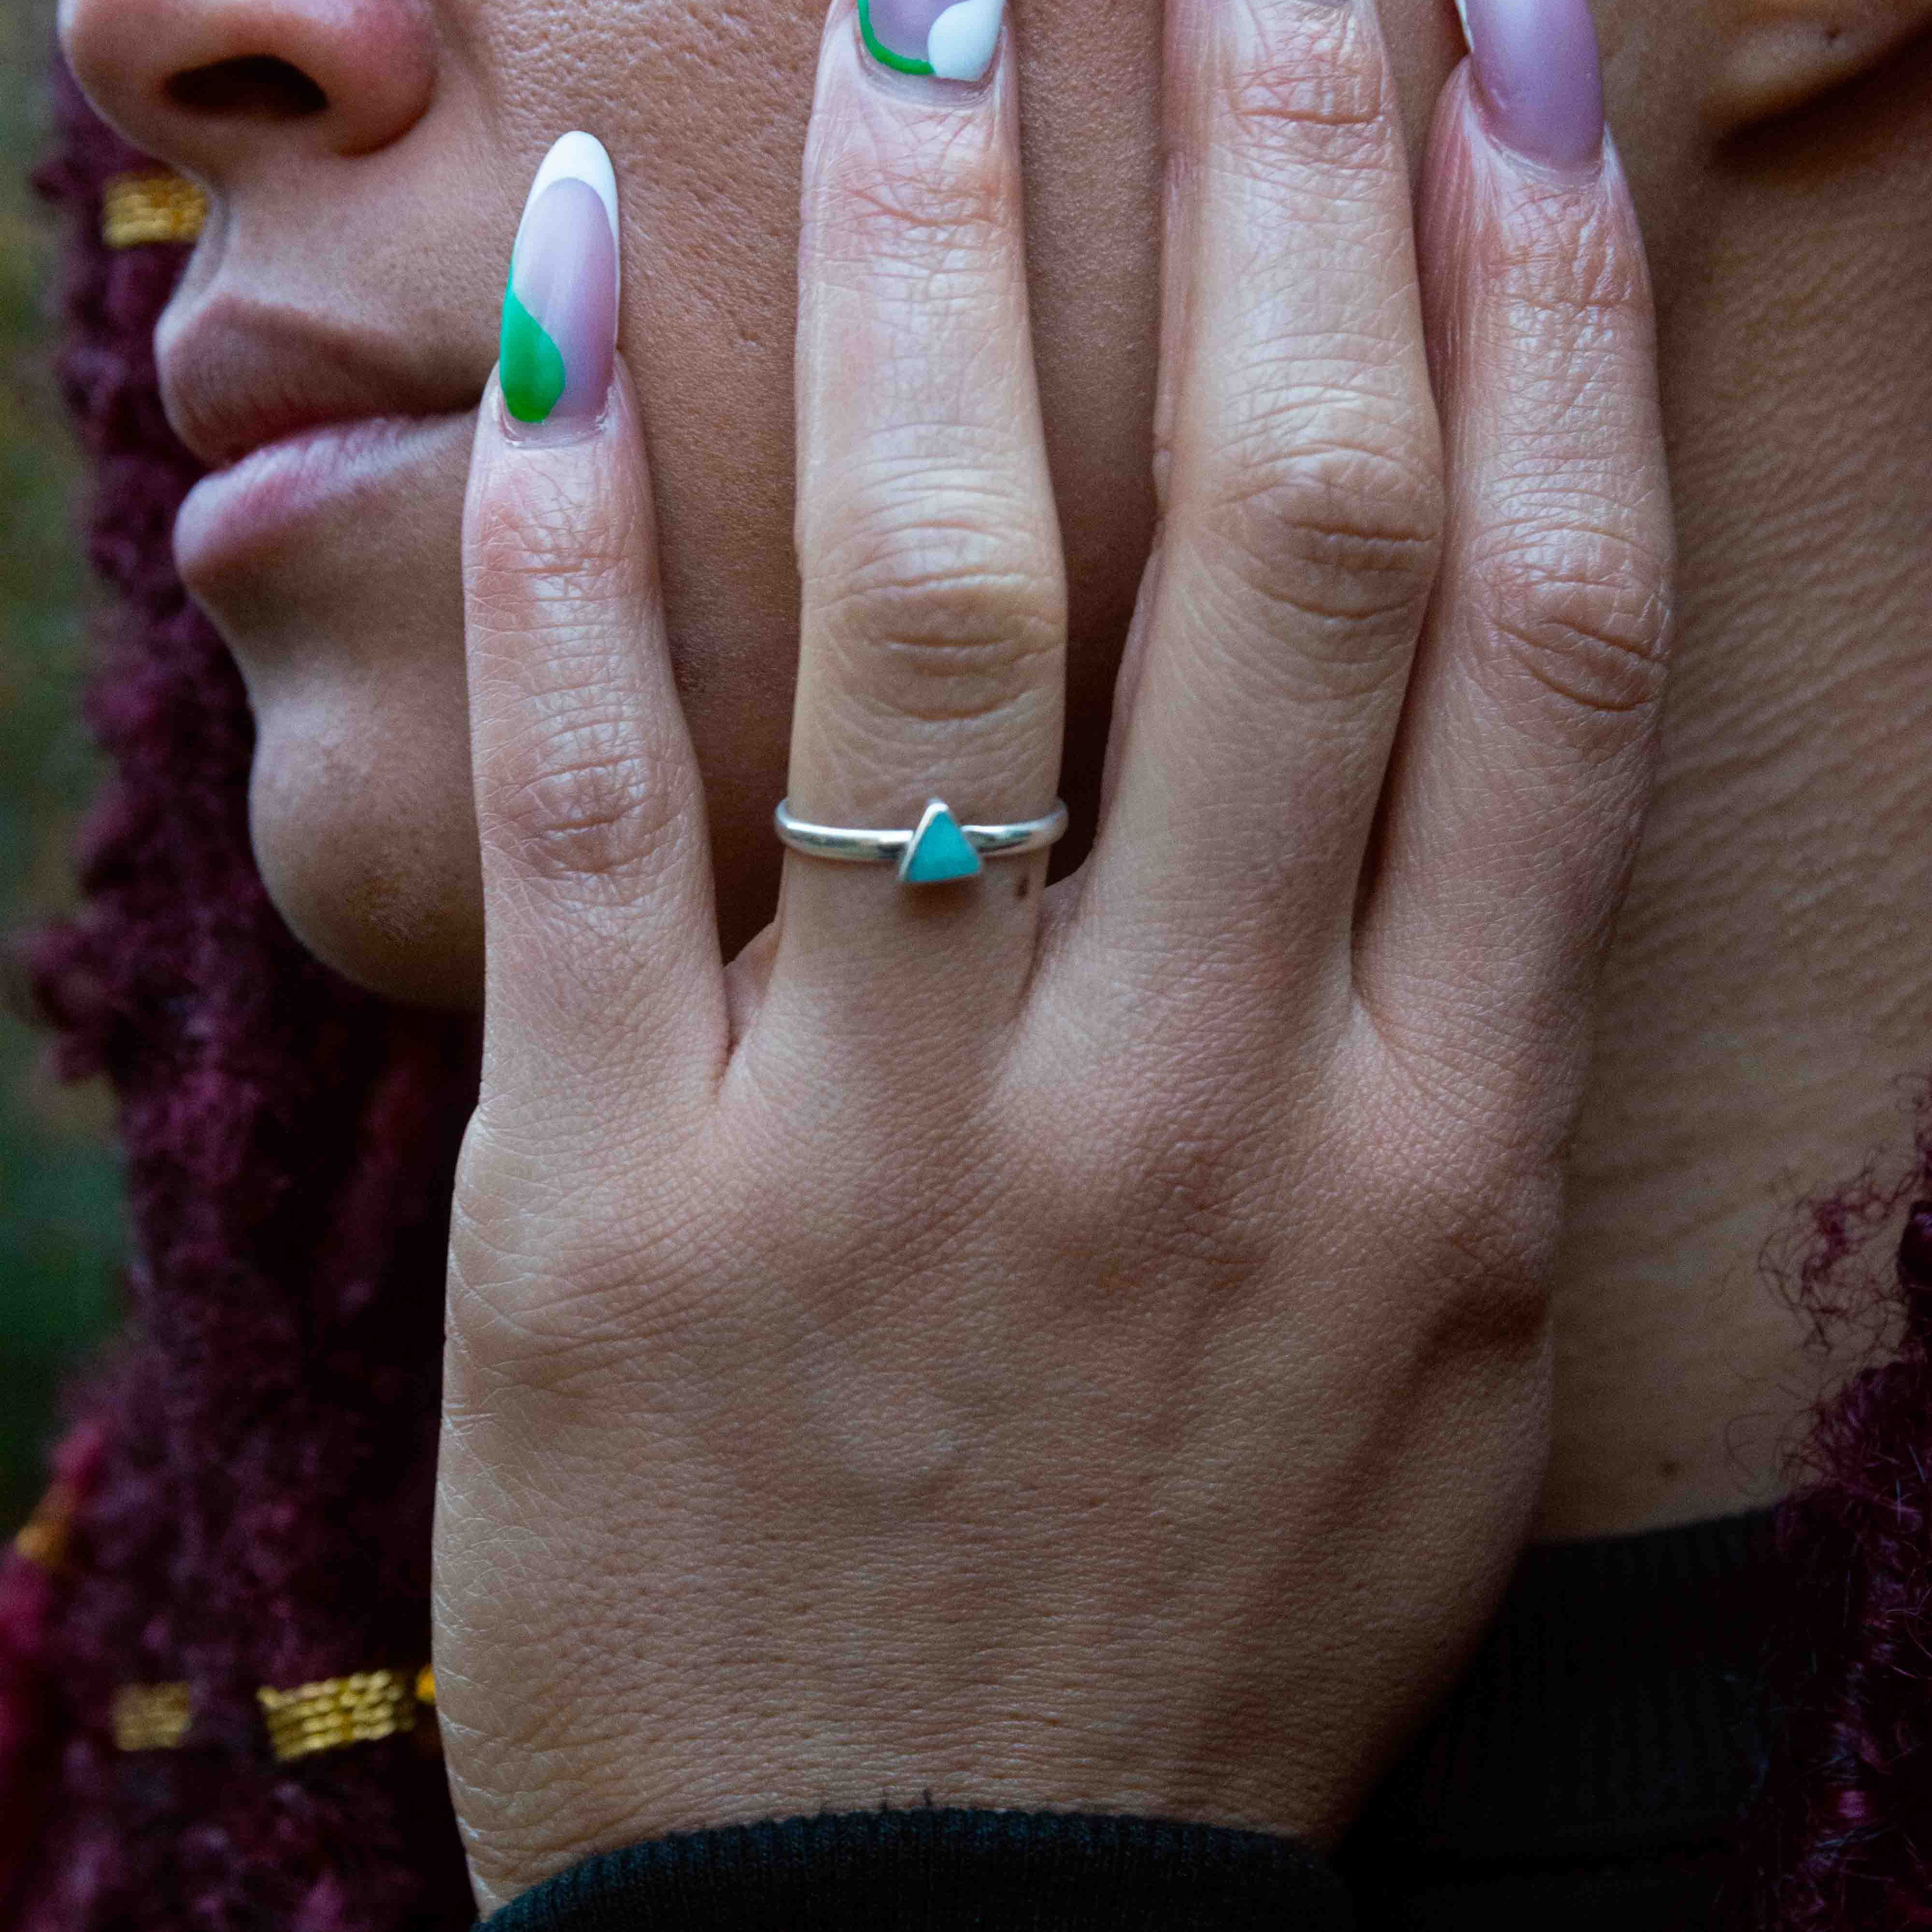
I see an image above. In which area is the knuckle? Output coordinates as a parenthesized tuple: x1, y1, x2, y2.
(1409, 1169, 1556, 1355)
(448, 1115, 714, 1370)
(1219, 0, 1390, 163)
(1052, 1111, 1264, 1282)
(811, 483, 1065, 717)
(487, 696, 683, 889)
(1355, 1025, 1568, 1344)
(1474, 519, 1675, 727)
(1191, 410, 1446, 673)
(1035, 1002, 1285, 1265)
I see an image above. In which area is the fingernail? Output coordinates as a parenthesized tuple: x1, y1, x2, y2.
(1458, 0, 1605, 174)
(859, 0, 1004, 83)
(499, 131, 620, 434)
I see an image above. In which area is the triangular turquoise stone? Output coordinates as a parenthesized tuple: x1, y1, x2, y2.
(900, 803, 982, 884)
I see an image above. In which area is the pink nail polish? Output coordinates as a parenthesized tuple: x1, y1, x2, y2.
(1460, 0, 1605, 174)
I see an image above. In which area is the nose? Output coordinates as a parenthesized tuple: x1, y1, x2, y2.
(60, 0, 434, 172)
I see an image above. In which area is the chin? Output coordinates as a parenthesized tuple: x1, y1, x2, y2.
(247, 687, 487, 1011)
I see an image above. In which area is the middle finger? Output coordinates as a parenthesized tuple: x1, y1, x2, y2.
(766, 0, 1066, 1072)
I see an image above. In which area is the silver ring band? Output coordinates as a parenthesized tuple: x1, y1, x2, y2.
(775, 796, 1069, 884)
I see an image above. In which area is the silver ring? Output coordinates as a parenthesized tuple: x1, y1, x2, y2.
(774, 796, 1069, 885)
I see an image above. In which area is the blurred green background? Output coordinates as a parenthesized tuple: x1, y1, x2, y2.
(0, 0, 128, 1536)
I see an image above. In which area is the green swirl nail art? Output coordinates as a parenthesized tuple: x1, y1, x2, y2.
(858, 0, 1005, 83)
(500, 283, 568, 425)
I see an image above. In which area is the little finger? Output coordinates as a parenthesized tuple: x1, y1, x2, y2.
(1355, 8, 1674, 1125)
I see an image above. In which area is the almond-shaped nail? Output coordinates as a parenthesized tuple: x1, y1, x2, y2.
(500, 131, 620, 433)
(859, 0, 1004, 82)
(1458, 0, 1605, 174)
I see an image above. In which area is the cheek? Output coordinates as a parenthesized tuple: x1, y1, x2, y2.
(247, 670, 488, 1009)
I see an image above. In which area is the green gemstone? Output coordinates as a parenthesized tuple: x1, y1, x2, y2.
(900, 804, 982, 884)
(500, 281, 568, 424)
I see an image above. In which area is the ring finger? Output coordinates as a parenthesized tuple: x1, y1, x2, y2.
(1082, 0, 1443, 1024)
(763, 0, 1066, 1073)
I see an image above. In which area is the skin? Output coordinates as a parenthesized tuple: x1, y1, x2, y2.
(57, 0, 1932, 1896)
(61, 0, 1932, 1543)
(437, 6, 1671, 1893)
(1546, 35, 1932, 1531)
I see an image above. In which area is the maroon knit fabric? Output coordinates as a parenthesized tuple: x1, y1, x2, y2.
(1, 64, 479, 1932)
(1744, 1097, 1932, 1930)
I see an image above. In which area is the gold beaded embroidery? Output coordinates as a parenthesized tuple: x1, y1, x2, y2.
(104, 1667, 433, 1756)
(101, 171, 208, 248)
(256, 1668, 424, 1762)
(22, 1482, 438, 1762)
(111, 1682, 193, 1752)
(256, 1668, 422, 1762)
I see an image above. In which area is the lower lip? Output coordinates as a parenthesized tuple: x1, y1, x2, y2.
(174, 412, 475, 590)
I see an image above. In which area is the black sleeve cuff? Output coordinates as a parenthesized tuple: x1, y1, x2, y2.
(482, 1806, 1354, 1931)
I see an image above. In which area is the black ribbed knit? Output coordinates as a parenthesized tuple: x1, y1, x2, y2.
(478, 1513, 1774, 1932)
(484, 1808, 1352, 1930)
(1340, 1509, 1776, 1930)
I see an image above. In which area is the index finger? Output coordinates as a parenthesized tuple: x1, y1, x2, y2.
(463, 135, 726, 1125)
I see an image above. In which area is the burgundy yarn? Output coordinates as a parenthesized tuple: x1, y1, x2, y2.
(1, 64, 480, 1932)
(1744, 1094, 1932, 1930)
(0, 1422, 103, 1904)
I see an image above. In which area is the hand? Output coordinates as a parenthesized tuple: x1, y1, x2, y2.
(433, 0, 1670, 1908)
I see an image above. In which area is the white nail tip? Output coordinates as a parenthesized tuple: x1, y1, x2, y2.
(926, 0, 1002, 82)
(521, 132, 621, 297)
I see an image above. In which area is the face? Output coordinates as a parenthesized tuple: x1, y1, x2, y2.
(60, 0, 1694, 1009)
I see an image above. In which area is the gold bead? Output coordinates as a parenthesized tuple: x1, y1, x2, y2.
(111, 1681, 193, 1752)
(101, 171, 208, 249)
(256, 1667, 420, 1763)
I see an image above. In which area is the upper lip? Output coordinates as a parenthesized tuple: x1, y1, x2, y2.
(159, 293, 482, 470)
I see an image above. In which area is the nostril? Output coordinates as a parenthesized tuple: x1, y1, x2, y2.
(165, 55, 327, 121)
